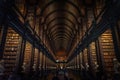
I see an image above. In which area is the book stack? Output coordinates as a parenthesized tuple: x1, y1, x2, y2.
(100, 29, 115, 77)
(3, 27, 21, 75)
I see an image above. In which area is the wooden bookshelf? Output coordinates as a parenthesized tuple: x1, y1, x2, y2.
(90, 42, 98, 73)
(100, 29, 115, 78)
(79, 53, 83, 69)
(83, 49, 88, 63)
(3, 27, 21, 75)
(90, 42, 97, 63)
(22, 41, 32, 73)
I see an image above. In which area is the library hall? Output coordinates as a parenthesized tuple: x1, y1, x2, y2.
(0, 0, 120, 80)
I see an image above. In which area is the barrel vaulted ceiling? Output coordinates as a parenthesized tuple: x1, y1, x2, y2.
(40, 0, 82, 60)
(15, 0, 101, 62)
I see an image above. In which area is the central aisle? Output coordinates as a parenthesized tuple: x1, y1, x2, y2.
(44, 70, 81, 80)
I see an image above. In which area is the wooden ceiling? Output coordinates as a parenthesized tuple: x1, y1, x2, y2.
(15, 0, 104, 62)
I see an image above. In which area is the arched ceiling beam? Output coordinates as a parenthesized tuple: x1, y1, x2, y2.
(40, 0, 82, 16)
(47, 23, 75, 37)
(44, 9, 78, 24)
(54, 37, 69, 46)
(49, 25, 72, 34)
(46, 17, 75, 29)
(52, 33, 70, 41)
(51, 32, 71, 41)
(52, 33, 70, 40)
(48, 26, 73, 38)
(54, 38, 69, 49)
(53, 36, 70, 42)
(54, 39, 68, 51)
(47, 23, 76, 36)
(50, 30, 73, 38)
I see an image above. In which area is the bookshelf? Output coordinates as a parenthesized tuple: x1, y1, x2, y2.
(22, 41, 32, 73)
(100, 29, 115, 77)
(90, 42, 98, 70)
(84, 49, 88, 64)
(3, 27, 21, 75)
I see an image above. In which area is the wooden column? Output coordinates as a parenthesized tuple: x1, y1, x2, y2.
(79, 53, 81, 70)
(36, 50, 40, 71)
(41, 53, 44, 77)
(0, 25, 8, 59)
(0, 0, 6, 25)
(95, 38, 105, 78)
(77, 54, 79, 69)
(30, 46, 35, 72)
(73, 58, 75, 70)
(110, 21, 120, 62)
(15, 39, 26, 73)
(75, 55, 77, 69)
(87, 46, 95, 78)
(82, 51, 85, 68)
